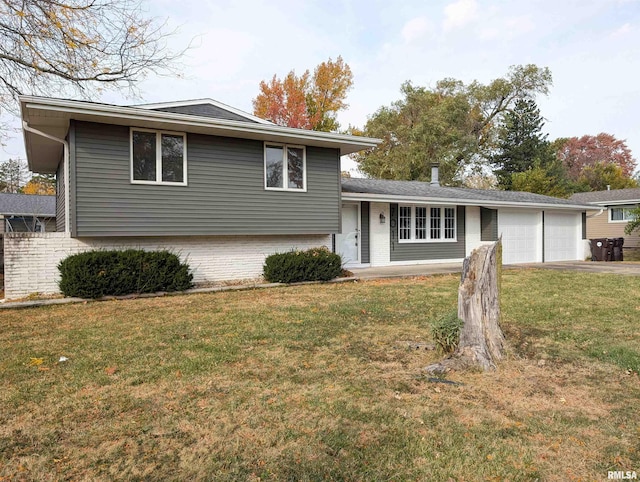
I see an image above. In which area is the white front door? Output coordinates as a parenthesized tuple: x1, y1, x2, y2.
(336, 204, 359, 265)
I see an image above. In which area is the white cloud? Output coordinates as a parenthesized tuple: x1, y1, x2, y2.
(443, 0, 478, 31)
(611, 23, 633, 38)
(401, 16, 432, 43)
(479, 15, 535, 40)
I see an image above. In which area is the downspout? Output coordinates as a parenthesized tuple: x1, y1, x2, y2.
(587, 208, 605, 218)
(22, 121, 70, 235)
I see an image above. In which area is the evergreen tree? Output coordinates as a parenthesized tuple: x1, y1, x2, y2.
(492, 99, 556, 190)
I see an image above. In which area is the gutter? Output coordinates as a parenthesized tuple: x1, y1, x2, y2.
(21, 121, 70, 234)
(19, 96, 381, 152)
(586, 208, 606, 218)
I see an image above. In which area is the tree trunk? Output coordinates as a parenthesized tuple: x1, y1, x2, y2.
(425, 240, 504, 374)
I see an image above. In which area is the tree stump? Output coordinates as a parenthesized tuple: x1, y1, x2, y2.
(425, 239, 504, 374)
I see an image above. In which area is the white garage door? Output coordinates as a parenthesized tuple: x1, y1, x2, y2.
(544, 212, 580, 262)
(499, 210, 540, 265)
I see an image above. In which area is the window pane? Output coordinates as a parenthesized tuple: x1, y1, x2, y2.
(444, 207, 456, 239)
(415, 207, 427, 239)
(399, 206, 412, 240)
(611, 208, 624, 221)
(266, 145, 283, 188)
(430, 207, 441, 239)
(287, 147, 304, 189)
(132, 131, 156, 181)
(161, 134, 184, 183)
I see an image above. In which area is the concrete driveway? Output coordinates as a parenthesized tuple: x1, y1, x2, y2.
(349, 260, 640, 280)
(511, 260, 640, 275)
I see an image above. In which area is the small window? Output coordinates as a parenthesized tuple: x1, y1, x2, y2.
(131, 129, 186, 185)
(398, 205, 457, 242)
(444, 207, 456, 239)
(610, 206, 635, 222)
(399, 206, 412, 240)
(264, 143, 306, 191)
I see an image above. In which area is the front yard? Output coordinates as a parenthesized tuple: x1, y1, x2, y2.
(0, 270, 638, 480)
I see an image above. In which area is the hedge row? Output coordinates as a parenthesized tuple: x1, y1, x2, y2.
(58, 249, 193, 298)
(263, 247, 343, 283)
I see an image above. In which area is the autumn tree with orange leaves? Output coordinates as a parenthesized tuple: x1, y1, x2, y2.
(253, 56, 353, 132)
(555, 133, 637, 180)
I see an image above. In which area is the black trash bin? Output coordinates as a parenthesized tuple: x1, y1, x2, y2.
(589, 238, 609, 261)
(606, 239, 616, 261)
(612, 237, 625, 261)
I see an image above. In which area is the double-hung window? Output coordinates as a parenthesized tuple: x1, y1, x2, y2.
(131, 128, 187, 185)
(398, 205, 456, 242)
(264, 143, 306, 191)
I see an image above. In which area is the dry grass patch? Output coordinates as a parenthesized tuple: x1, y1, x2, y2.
(0, 270, 638, 480)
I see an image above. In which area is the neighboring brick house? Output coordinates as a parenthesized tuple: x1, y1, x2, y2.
(570, 188, 640, 255)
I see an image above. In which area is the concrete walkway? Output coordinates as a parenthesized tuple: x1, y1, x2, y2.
(350, 263, 463, 279)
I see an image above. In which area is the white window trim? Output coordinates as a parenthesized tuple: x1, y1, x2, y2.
(264, 142, 307, 192)
(608, 205, 636, 223)
(130, 127, 188, 186)
(398, 204, 457, 243)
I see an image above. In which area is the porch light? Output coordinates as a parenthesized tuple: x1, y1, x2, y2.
(379, 213, 386, 224)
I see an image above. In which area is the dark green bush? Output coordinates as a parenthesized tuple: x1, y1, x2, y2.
(58, 249, 193, 298)
(263, 247, 343, 283)
(430, 310, 464, 354)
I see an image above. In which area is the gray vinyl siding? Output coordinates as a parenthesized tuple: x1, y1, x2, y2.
(480, 207, 498, 241)
(72, 121, 340, 237)
(361, 201, 370, 263)
(390, 204, 465, 261)
(154, 104, 258, 123)
(390, 204, 465, 262)
(56, 159, 65, 232)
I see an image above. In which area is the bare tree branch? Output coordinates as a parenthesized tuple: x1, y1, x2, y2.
(0, 0, 187, 114)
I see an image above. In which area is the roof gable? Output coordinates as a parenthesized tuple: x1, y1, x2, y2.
(133, 98, 272, 125)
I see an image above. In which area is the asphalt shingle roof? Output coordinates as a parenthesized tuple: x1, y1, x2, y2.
(0, 193, 55, 216)
(341, 178, 592, 208)
(569, 188, 640, 204)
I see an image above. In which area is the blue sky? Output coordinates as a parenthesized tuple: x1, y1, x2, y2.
(3, 0, 640, 175)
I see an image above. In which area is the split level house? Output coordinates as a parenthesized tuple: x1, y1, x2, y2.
(4, 96, 593, 300)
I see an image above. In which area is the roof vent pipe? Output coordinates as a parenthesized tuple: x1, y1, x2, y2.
(430, 163, 440, 187)
(606, 184, 611, 191)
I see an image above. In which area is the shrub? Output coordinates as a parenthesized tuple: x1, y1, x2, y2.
(263, 247, 343, 283)
(430, 310, 464, 354)
(58, 249, 193, 298)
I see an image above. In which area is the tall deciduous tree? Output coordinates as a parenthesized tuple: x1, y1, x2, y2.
(0, 158, 28, 192)
(21, 174, 55, 195)
(575, 162, 638, 192)
(253, 56, 353, 132)
(556, 134, 637, 180)
(0, 0, 183, 114)
(355, 65, 552, 185)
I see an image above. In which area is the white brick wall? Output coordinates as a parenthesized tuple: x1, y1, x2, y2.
(369, 202, 390, 266)
(3, 233, 331, 300)
(465, 206, 493, 256)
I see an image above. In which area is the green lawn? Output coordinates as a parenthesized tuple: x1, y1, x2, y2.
(1, 270, 638, 481)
